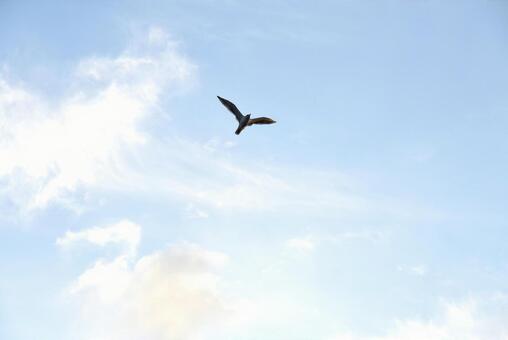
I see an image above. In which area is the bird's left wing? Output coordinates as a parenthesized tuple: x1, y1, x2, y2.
(217, 96, 243, 122)
(247, 117, 276, 125)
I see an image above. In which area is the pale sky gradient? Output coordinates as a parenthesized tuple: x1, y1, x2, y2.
(1, 1, 508, 339)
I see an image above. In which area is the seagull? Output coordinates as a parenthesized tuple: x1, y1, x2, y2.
(217, 96, 276, 135)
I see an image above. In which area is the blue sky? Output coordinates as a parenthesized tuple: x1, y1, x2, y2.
(1, 1, 508, 339)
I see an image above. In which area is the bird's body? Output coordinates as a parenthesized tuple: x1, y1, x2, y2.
(235, 114, 251, 135)
(217, 96, 276, 135)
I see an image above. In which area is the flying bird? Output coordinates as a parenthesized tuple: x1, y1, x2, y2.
(217, 96, 276, 135)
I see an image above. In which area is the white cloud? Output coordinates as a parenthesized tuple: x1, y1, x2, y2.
(0, 27, 195, 211)
(285, 237, 316, 253)
(328, 300, 508, 340)
(397, 264, 427, 277)
(185, 204, 210, 219)
(69, 242, 229, 340)
(284, 230, 386, 256)
(328, 231, 386, 243)
(56, 219, 141, 256)
(58, 220, 232, 339)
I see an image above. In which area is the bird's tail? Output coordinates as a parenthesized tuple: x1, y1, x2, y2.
(235, 123, 245, 135)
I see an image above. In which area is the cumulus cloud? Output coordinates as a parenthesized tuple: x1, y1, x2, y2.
(69, 242, 229, 340)
(328, 300, 508, 340)
(59, 219, 229, 340)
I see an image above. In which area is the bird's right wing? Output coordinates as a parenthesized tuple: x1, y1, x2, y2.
(247, 117, 276, 125)
(217, 96, 243, 122)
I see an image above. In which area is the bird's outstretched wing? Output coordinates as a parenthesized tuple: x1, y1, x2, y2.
(247, 117, 276, 126)
(217, 96, 243, 122)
